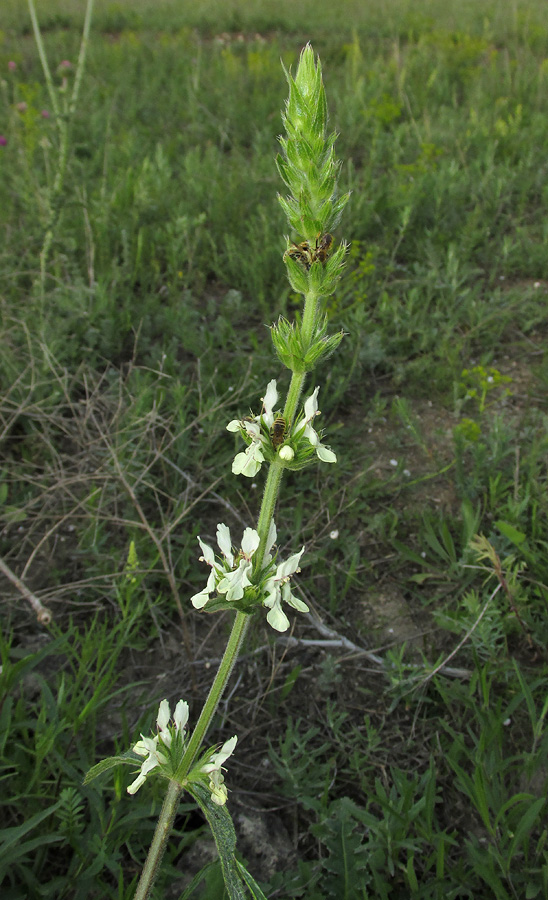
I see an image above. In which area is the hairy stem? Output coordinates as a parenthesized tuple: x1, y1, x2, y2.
(252, 458, 284, 576)
(133, 780, 183, 900)
(175, 611, 250, 780)
(283, 288, 318, 423)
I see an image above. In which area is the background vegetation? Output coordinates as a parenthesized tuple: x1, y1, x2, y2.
(1, 0, 548, 897)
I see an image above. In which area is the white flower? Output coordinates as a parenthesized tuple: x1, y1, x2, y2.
(127, 734, 167, 795)
(127, 699, 190, 794)
(261, 380, 279, 428)
(262, 547, 308, 632)
(302, 386, 337, 463)
(227, 381, 279, 477)
(201, 735, 238, 806)
(191, 524, 261, 608)
(232, 440, 265, 477)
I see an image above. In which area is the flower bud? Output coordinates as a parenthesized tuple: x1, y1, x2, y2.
(279, 445, 295, 461)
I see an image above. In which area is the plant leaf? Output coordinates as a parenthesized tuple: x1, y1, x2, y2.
(186, 782, 246, 900)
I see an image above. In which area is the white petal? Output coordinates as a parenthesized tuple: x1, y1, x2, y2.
(216, 735, 238, 765)
(282, 582, 309, 612)
(173, 700, 189, 733)
(233, 445, 264, 477)
(141, 753, 163, 776)
(216, 523, 234, 566)
(249, 441, 266, 461)
(265, 520, 277, 558)
(232, 452, 249, 475)
(209, 774, 228, 805)
(262, 583, 280, 610)
(139, 735, 160, 755)
(304, 386, 320, 421)
(197, 537, 215, 566)
(217, 560, 252, 601)
(266, 601, 290, 632)
(304, 423, 319, 446)
(242, 458, 262, 477)
(127, 773, 147, 794)
(241, 445, 264, 476)
(316, 444, 337, 463)
(156, 699, 170, 732)
(201, 735, 238, 773)
(243, 420, 261, 438)
(262, 380, 278, 424)
(279, 445, 294, 460)
(240, 527, 260, 558)
(276, 547, 305, 578)
(226, 419, 241, 432)
(132, 738, 152, 757)
(191, 589, 212, 609)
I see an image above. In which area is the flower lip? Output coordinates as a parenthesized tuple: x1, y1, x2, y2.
(262, 546, 308, 632)
(299, 386, 337, 463)
(201, 735, 238, 774)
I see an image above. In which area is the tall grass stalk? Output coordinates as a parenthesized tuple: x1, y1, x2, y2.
(27, 0, 94, 302)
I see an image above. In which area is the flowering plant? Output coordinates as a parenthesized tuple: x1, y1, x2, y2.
(85, 42, 347, 900)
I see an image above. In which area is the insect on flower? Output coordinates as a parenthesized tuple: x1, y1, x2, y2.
(285, 239, 312, 268)
(284, 232, 333, 270)
(270, 416, 289, 449)
(314, 232, 333, 263)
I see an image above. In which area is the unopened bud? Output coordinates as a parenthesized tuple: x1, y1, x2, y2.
(279, 445, 295, 461)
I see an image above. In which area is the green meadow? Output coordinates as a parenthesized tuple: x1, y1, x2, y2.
(2, 0, 548, 896)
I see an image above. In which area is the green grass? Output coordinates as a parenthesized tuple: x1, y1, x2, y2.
(1, 1, 548, 897)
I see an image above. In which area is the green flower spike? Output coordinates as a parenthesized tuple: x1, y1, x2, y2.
(277, 43, 349, 299)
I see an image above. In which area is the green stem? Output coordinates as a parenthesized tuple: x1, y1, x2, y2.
(252, 459, 284, 576)
(133, 780, 183, 900)
(174, 611, 250, 781)
(283, 289, 318, 423)
(283, 369, 305, 424)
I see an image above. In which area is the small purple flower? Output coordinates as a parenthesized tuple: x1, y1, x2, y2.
(0, 136, 7, 146)
(16, 101, 27, 113)
(41, 110, 50, 118)
(58, 60, 72, 70)
(8, 61, 17, 71)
